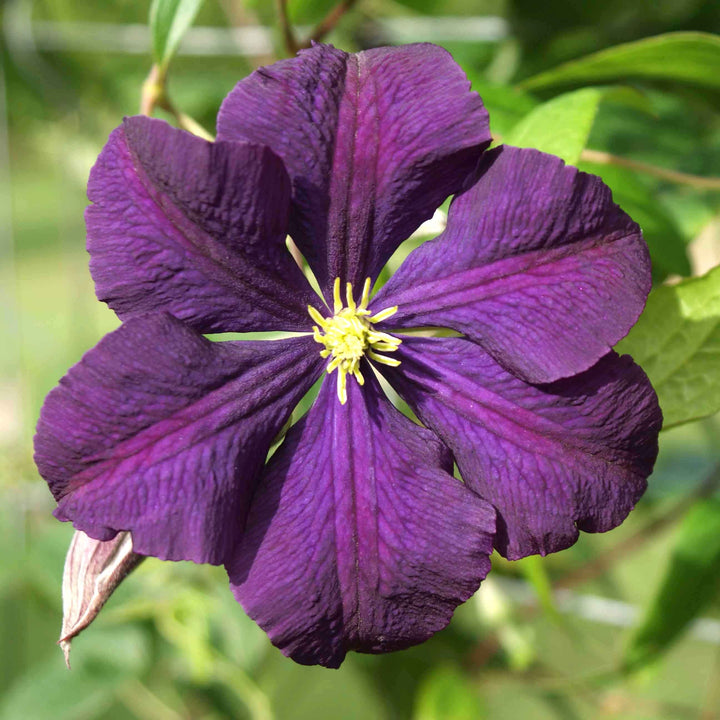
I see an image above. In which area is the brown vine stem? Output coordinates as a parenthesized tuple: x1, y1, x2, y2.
(276, 0, 299, 56)
(304, 0, 358, 47)
(556, 463, 720, 590)
(581, 148, 720, 191)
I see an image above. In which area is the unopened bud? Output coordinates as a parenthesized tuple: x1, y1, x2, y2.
(59, 530, 143, 668)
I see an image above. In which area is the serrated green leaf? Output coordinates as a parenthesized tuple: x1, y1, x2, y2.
(149, 0, 204, 69)
(521, 32, 720, 92)
(505, 87, 604, 165)
(624, 498, 720, 673)
(616, 264, 720, 428)
(413, 666, 484, 720)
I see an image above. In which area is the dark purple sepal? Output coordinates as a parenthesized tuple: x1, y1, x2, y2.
(227, 373, 495, 668)
(217, 43, 491, 298)
(34, 314, 324, 564)
(380, 336, 661, 560)
(373, 146, 651, 383)
(86, 116, 321, 333)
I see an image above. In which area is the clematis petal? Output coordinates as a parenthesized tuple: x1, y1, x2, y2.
(227, 373, 495, 668)
(373, 146, 651, 383)
(380, 337, 661, 560)
(34, 314, 324, 564)
(86, 116, 321, 333)
(217, 43, 490, 297)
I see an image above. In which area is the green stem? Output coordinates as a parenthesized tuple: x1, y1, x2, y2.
(140, 63, 215, 141)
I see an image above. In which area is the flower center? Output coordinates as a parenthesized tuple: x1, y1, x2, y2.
(309, 278, 401, 404)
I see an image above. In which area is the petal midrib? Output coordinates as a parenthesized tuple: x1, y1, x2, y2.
(65, 342, 323, 493)
(403, 357, 641, 472)
(124, 133, 317, 324)
(381, 228, 638, 320)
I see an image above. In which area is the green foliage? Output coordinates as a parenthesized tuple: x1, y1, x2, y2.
(149, 0, 205, 70)
(624, 499, 720, 673)
(505, 87, 604, 164)
(468, 82, 538, 138)
(617, 265, 720, 428)
(521, 32, 720, 92)
(0, 628, 150, 720)
(4, 1, 720, 718)
(516, 557, 560, 623)
(413, 666, 484, 720)
(287, 0, 338, 24)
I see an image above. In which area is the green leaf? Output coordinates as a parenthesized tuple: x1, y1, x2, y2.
(0, 628, 150, 720)
(504, 87, 604, 165)
(521, 32, 720, 92)
(616, 264, 720, 429)
(468, 81, 538, 138)
(287, 0, 337, 24)
(413, 666, 484, 720)
(149, 0, 204, 69)
(624, 498, 720, 673)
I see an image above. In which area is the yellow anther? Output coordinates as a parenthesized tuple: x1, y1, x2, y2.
(333, 277, 343, 315)
(308, 305, 329, 329)
(368, 351, 401, 367)
(359, 278, 372, 310)
(369, 306, 399, 324)
(345, 282, 356, 311)
(310, 277, 402, 404)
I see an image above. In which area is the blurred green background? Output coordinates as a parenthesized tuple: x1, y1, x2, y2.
(2, 1, 720, 718)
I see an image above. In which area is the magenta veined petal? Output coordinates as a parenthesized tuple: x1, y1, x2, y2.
(34, 313, 325, 565)
(217, 43, 491, 299)
(87, 116, 322, 334)
(227, 373, 495, 668)
(380, 336, 661, 560)
(373, 145, 651, 384)
(33, 40, 665, 670)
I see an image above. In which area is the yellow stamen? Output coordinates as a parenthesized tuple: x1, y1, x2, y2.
(368, 351, 401, 367)
(333, 277, 343, 315)
(369, 306, 398, 324)
(359, 278, 372, 310)
(345, 282, 356, 311)
(309, 277, 402, 404)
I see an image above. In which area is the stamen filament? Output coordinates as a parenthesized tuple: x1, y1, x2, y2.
(337, 371, 347, 405)
(369, 306, 398, 323)
(368, 351, 401, 367)
(333, 277, 343, 315)
(359, 278, 372, 310)
(345, 282, 356, 311)
(308, 305, 329, 328)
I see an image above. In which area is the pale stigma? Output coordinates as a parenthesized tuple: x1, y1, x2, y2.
(309, 278, 401, 404)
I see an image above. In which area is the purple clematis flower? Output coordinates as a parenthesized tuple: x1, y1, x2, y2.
(34, 43, 662, 668)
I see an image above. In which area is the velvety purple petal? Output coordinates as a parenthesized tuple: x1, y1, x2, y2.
(34, 314, 324, 564)
(373, 146, 651, 383)
(227, 373, 495, 668)
(380, 336, 661, 560)
(217, 43, 490, 297)
(87, 116, 321, 333)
